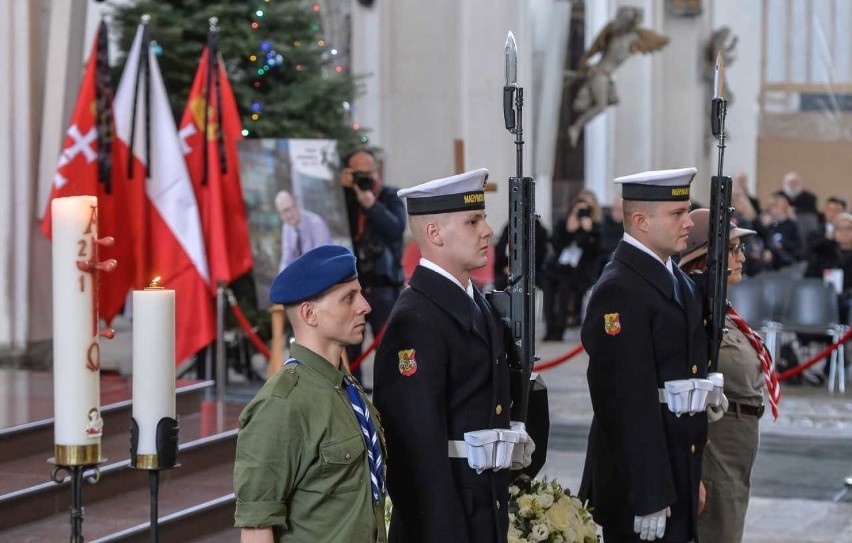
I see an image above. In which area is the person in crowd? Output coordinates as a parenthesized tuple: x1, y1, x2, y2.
(679, 209, 780, 543)
(374, 169, 532, 543)
(781, 171, 818, 214)
(580, 167, 708, 543)
(275, 190, 332, 271)
(731, 171, 760, 226)
(757, 191, 802, 269)
(600, 196, 625, 260)
(806, 212, 852, 325)
(818, 196, 848, 239)
(339, 149, 406, 383)
(542, 195, 602, 340)
(234, 245, 387, 543)
(493, 217, 549, 291)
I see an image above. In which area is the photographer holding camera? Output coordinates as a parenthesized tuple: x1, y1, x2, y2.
(340, 149, 406, 383)
(541, 194, 603, 340)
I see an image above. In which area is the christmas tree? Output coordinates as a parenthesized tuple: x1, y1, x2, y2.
(110, 0, 366, 150)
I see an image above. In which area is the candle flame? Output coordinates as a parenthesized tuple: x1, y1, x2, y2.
(149, 276, 161, 288)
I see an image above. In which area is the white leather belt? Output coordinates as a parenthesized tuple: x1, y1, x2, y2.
(657, 373, 725, 417)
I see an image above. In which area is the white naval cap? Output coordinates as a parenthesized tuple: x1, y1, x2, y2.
(614, 167, 697, 202)
(398, 168, 489, 215)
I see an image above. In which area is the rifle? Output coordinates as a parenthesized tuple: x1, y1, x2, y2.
(487, 31, 537, 425)
(704, 52, 734, 371)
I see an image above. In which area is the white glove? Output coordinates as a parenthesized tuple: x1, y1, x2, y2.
(509, 421, 535, 469)
(707, 404, 724, 422)
(633, 507, 670, 541)
(707, 392, 730, 422)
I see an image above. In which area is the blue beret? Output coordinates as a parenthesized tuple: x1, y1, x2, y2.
(270, 245, 358, 305)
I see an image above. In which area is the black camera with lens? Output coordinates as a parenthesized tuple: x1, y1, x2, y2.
(352, 172, 375, 191)
(576, 206, 591, 219)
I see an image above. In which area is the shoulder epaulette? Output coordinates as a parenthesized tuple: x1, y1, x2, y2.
(271, 367, 299, 399)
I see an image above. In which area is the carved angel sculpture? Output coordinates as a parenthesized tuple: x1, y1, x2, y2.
(565, 6, 669, 147)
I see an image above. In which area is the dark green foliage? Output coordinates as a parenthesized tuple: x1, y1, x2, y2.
(109, 0, 365, 151)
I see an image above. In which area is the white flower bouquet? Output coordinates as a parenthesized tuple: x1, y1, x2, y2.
(508, 474, 600, 543)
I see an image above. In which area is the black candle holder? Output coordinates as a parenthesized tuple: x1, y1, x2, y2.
(130, 416, 180, 543)
(48, 444, 106, 543)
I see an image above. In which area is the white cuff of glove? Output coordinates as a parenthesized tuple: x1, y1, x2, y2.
(509, 421, 535, 469)
(633, 507, 670, 541)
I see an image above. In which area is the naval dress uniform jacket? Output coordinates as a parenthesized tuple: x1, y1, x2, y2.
(233, 344, 387, 543)
(374, 265, 511, 543)
(579, 241, 709, 542)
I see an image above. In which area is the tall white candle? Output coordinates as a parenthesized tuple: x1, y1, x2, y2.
(52, 196, 103, 455)
(132, 282, 176, 456)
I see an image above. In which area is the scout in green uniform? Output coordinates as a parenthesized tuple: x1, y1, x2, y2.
(234, 245, 387, 543)
(679, 209, 779, 543)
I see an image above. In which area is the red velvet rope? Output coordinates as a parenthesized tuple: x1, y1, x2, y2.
(777, 326, 852, 381)
(533, 343, 586, 372)
(227, 298, 272, 360)
(348, 325, 387, 373)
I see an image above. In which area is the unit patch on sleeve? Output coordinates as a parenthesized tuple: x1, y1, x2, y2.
(604, 313, 622, 336)
(398, 349, 418, 376)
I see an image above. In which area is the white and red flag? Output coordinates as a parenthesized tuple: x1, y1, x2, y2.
(40, 22, 134, 325)
(114, 19, 215, 363)
(179, 26, 253, 290)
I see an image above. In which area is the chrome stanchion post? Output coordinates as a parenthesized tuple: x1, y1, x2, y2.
(216, 281, 227, 404)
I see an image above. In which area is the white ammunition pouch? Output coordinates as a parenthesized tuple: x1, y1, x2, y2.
(658, 373, 726, 417)
(447, 421, 535, 473)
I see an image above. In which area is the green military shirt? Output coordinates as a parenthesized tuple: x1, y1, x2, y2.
(234, 343, 387, 542)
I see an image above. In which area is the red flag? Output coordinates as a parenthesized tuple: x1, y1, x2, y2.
(40, 25, 136, 325)
(114, 22, 215, 363)
(179, 46, 253, 291)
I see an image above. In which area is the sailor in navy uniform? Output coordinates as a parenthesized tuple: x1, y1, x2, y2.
(579, 168, 711, 542)
(373, 169, 534, 543)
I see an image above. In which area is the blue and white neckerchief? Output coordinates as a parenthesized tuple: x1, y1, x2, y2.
(343, 375, 385, 503)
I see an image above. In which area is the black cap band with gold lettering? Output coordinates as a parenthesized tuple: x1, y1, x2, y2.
(621, 183, 691, 202)
(405, 191, 486, 215)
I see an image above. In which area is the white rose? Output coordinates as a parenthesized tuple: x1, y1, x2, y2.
(518, 494, 535, 518)
(530, 523, 550, 542)
(567, 512, 585, 536)
(584, 519, 599, 541)
(563, 527, 577, 542)
(545, 499, 571, 532)
(508, 525, 523, 537)
(536, 492, 554, 508)
(510, 485, 521, 497)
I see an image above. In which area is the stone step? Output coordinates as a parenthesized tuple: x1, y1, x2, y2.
(0, 399, 237, 496)
(0, 379, 213, 464)
(0, 409, 240, 536)
(92, 494, 237, 543)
